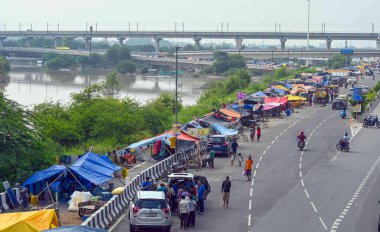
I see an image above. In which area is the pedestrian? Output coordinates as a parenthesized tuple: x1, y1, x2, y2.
(179, 195, 189, 229)
(141, 177, 152, 191)
(245, 155, 254, 181)
(221, 176, 231, 208)
(238, 153, 243, 167)
(157, 183, 168, 198)
(197, 181, 206, 215)
(187, 195, 197, 228)
(249, 125, 256, 142)
(231, 139, 239, 154)
(257, 127, 261, 142)
(208, 149, 215, 168)
(230, 153, 235, 166)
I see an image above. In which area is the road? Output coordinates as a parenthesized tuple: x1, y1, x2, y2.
(112, 75, 380, 232)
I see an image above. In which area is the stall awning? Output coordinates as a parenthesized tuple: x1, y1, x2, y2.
(127, 134, 173, 149)
(251, 91, 267, 98)
(0, 209, 58, 232)
(22, 165, 66, 186)
(274, 85, 289, 91)
(264, 97, 288, 105)
(219, 108, 241, 119)
(211, 124, 238, 136)
(162, 130, 199, 142)
(287, 95, 307, 101)
(263, 103, 280, 111)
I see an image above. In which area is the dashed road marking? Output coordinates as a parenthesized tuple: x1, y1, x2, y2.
(249, 200, 252, 210)
(310, 202, 318, 213)
(304, 189, 310, 198)
(250, 188, 253, 197)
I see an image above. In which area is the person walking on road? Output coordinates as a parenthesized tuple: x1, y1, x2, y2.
(187, 195, 197, 228)
(238, 153, 243, 167)
(249, 125, 256, 142)
(230, 153, 235, 166)
(208, 149, 215, 168)
(197, 181, 206, 215)
(257, 127, 261, 142)
(231, 139, 239, 154)
(245, 155, 254, 181)
(221, 176, 231, 208)
(179, 195, 189, 229)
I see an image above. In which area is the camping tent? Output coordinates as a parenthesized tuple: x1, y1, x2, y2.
(22, 152, 121, 193)
(0, 209, 58, 232)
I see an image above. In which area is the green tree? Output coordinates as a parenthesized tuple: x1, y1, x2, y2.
(46, 55, 78, 70)
(183, 44, 196, 51)
(106, 45, 131, 64)
(274, 67, 289, 79)
(102, 72, 122, 96)
(116, 60, 137, 74)
(0, 56, 10, 74)
(329, 54, 351, 69)
(0, 93, 57, 189)
(212, 52, 246, 74)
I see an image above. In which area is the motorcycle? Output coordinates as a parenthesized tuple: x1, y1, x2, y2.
(363, 117, 380, 128)
(336, 139, 350, 152)
(297, 139, 305, 151)
(340, 110, 347, 119)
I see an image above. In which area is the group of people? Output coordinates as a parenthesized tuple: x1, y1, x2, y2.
(249, 125, 262, 142)
(141, 177, 208, 230)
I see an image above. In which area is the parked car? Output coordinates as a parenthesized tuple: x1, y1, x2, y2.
(206, 135, 231, 157)
(347, 76, 357, 85)
(332, 98, 348, 110)
(167, 173, 211, 199)
(129, 191, 171, 232)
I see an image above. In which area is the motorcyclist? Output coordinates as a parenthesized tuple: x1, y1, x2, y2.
(341, 132, 350, 148)
(297, 131, 306, 146)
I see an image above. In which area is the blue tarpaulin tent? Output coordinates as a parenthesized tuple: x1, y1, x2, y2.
(251, 91, 267, 98)
(211, 123, 238, 136)
(22, 152, 121, 192)
(127, 134, 172, 149)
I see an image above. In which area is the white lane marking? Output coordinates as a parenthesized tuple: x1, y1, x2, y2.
(249, 200, 252, 210)
(250, 188, 253, 197)
(251, 179, 255, 186)
(248, 214, 251, 226)
(256, 163, 260, 169)
(311, 202, 318, 213)
(299, 171, 303, 178)
(109, 213, 127, 232)
(319, 217, 328, 230)
(253, 170, 257, 177)
(275, 136, 279, 140)
(331, 155, 380, 231)
(299, 163, 302, 169)
(304, 189, 310, 198)
(300, 156, 302, 162)
(259, 156, 263, 162)
(267, 145, 271, 149)
(301, 179, 305, 187)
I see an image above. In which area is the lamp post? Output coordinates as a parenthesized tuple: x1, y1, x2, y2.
(306, 0, 311, 66)
(89, 26, 93, 54)
(175, 46, 181, 124)
(238, 46, 245, 117)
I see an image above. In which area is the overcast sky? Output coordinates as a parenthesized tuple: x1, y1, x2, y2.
(1, 0, 379, 47)
(1, 0, 379, 32)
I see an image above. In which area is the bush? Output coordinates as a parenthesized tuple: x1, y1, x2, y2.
(46, 55, 78, 70)
(0, 56, 10, 73)
(116, 60, 137, 74)
(107, 45, 131, 64)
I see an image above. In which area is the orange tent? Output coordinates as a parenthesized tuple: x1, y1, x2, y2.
(163, 130, 199, 142)
(219, 108, 241, 119)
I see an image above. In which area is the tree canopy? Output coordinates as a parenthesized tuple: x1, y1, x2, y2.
(116, 60, 137, 74)
(106, 45, 132, 65)
(212, 52, 246, 74)
(0, 56, 10, 74)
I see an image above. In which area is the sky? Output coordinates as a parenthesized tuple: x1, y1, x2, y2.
(1, 0, 380, 47)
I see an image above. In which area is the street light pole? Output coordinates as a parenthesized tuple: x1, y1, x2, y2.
(306, 0, 311, 66)
(175, 46, 181, 124)
(89, 26, 93, 54)
(238, 46, 245, 117)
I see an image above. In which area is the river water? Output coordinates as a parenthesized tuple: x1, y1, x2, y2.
(0, 68, 214, 107)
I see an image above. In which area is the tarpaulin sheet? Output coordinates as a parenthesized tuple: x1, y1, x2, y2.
(220, 108, 241, 119)
(263, 103, 281, 111)
(287, 95, 307, 101)
(251, 91, 267, 98)
(274, 85, 289, 91)
(0, 209, 58, 232)
(264, 97, 288, 105)
(22, 165, 66, 186)
(43, 226, 107, 232)
(211, 123, 238, 136)
(127, 134, 173, 149)
(162, 130, 198, 142)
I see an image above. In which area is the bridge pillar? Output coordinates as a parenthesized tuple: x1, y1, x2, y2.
(118, 37, 126, 46)
(54, 37, 62, 48)
(84, 37, 91, 49)
(377, 39, 380, 50)
(154, 37, 162, 53)
(194, 38, 202, 50)
(235, 38, 244, 50)
(0, 37, 6, 47)
(280, 38, 287, 50)
(326, 38, 332, 50)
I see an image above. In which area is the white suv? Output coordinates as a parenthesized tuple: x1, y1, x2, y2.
(129, 191, 171, 232)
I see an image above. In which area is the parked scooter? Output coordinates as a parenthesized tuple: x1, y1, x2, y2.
(363, 114, 380, 128)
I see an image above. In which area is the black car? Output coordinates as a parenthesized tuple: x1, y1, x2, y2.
(332, 98, 347, 110)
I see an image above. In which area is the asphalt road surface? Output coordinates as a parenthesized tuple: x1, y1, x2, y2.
(112, 75, 380, 232)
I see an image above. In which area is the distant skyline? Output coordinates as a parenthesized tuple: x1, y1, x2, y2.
(1, 0, 379, 48)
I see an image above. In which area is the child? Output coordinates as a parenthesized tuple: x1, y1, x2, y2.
(257, 126, 261, 142)
(230, 153, 235, 166)
(238, 153, 243, 167)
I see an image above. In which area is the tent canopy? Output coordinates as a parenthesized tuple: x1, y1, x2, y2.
(274, 85, 289, 91)
(251, 91, 267, 98)
(287, 95, 307, 101)
(211, 124, 238, 136)
(0, 209, 58, 232)
(162, 130, 199, 142)
(127, 134, 173, 149)
(264, 97, 288, 105)
(219, 108, 241, 119)
(22, 165, 66, 186)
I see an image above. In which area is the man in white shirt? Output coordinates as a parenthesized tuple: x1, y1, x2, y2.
(179, 195, 189, 229)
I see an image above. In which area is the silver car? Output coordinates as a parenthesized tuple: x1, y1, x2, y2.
(129, 191, 171, 232)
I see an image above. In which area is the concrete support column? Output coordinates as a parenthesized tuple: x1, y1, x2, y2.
(280, 38, 287, 50)
(235, 38, 244, 50)
(54, 37, 62, 48)
(194, 38, 202, 50)
(0, 37, 6, 47)
(326, 38, 332, 50)
(118, 37, 126, 46)
(377, 39, 380, 50)
(154, 37, 162, 53)
(26, 37, 33, 47)
(84, 37, 91, 49)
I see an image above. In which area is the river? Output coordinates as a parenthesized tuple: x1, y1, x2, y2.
(0, 68, 215, 107)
